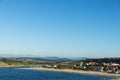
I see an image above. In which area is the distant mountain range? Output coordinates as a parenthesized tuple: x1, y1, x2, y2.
(0, 54, 86, 61)
(41, 57, 72, 61)
(41, 57, 86, 61)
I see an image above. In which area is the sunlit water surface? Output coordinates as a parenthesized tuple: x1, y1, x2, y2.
(0, 67, 118, 80)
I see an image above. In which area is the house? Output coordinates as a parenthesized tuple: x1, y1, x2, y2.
(88, 62, 96, 66)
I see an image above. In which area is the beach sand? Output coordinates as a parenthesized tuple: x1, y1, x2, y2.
(26, 67, 120, 77)
(112, 78, 120, 80)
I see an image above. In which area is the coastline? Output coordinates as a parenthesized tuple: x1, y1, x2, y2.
(0, 65, 31, 67)
(26, 67, 120, 78)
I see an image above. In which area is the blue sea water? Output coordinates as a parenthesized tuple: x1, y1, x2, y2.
(0, 67, 118, 80)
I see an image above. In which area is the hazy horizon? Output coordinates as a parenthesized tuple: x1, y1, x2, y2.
(0, 0, 120, 58)
(0, 52, 119, 58)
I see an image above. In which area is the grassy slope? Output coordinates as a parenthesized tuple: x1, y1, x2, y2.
(0, 62, 8, 66)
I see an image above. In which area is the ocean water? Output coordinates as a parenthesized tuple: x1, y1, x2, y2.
(0, 67, 118, 80)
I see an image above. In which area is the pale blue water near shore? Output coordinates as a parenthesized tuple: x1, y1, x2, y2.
(0, 67, 118, 80)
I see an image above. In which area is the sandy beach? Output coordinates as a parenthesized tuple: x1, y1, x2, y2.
(26, 67, 120, 78)
(111, 78, 120, 80)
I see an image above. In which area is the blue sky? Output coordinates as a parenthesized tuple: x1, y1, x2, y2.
(0, 0, 120, 57)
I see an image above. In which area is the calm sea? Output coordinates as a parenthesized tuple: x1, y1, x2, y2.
(0, 67, 118, 80)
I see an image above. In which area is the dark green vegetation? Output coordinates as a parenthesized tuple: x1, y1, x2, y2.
(84, 57, 120, 64)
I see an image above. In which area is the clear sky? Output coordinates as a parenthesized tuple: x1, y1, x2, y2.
(0, 0, 120, 58)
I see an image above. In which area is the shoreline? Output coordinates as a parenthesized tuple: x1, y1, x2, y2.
(0, 64, 34, 67)
(26, 67, 120, 78)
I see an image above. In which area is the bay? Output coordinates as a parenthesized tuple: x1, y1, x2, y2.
(0, 67, 118, 80)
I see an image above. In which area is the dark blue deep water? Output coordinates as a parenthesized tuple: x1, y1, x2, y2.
(0, 67, 118, 80)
